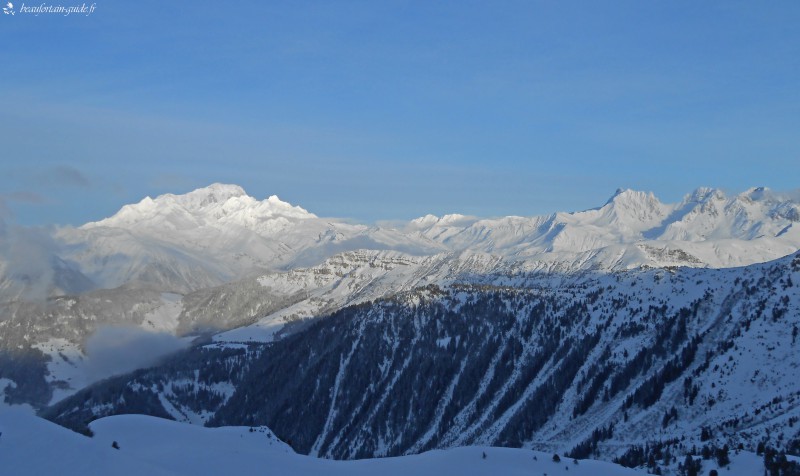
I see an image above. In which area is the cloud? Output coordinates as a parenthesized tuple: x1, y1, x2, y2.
(83, 326, 190, 382)
(4, 191, 46, 204)
(0, 192, 46, 227)
(43, 165, 91, 188)
(0, 224, 59, 301)
(0, 193, 57, 300)
(0, 165, 91, 224)
(0, 197, 10, 223)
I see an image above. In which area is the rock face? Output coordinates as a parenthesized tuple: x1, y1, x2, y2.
(45, 252, 800, 466)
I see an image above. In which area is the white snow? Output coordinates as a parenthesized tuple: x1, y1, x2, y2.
(0, 409, 653, 475)
(5, 184, 799, 301)
(141, 293, 183, 333)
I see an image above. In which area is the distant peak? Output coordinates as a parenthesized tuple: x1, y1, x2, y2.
(605, 188, 658, 206)
(165, 185, 315, 218)
(411, 214, 440, 225)
(408, 214, 441, 230)
(82, 183, 316, 230)
(440, 213, 469, 223)
(741, 186, 771, 201)
(260, 194, 316, 217)
(170, 183, 248, 207)
(410, 213, 474, 228)
(684, 187, 726, 204)
(205, 183, 247, 195)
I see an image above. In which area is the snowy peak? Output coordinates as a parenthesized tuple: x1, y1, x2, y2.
(409, 213, 475, 229)
(171, 183, 248, 208)
(400, 186, 800, 268)
(740, 186, 770, 202)
(653, 186, 800, 241)
(603, 188, 664, 212)
(600, 188, 668, 227)
(683, 186, 726, 205)
(604, 187, 658, 205)
(731, 187, 799, 221)
(410, 214, 441, 228)
(83, 184, 316, 231)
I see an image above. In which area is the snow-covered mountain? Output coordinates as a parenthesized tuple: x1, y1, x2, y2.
(2, 184, 800, 405)
(54, 183, 439, 294)
(2, 183, 800, 475)
(406, 187, 800, 268)
(2, 183, 799, 301)
(43, 251, 800, 475)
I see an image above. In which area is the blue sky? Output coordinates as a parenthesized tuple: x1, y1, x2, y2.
(1, 1, 798, 225)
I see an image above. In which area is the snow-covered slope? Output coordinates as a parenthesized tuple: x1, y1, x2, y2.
(0, 408, 650, 476)
(46, 252, 800, 474)
(0, 407, 174, 475)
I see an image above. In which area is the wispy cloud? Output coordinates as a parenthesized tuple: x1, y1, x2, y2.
(0, 191, 46, 223)
(40, 165, 91, 188)
(3, 165, 92, 191)
(5, 191, 46, 204)
(0, 220, 59, 301)
(84, 326, 190, 382)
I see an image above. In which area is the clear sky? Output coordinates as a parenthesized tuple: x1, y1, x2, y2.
(0, 1, 798, 225)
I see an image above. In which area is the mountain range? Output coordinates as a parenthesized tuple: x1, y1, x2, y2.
(2, 183, 800, 475)
(2, 184, 799, 302)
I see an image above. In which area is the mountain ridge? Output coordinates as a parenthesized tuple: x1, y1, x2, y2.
(2, 183, 799, 407)
(42, 251, 800, 472)
(1, 183, 796, 302)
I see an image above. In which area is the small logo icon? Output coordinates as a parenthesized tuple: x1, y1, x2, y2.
(3, 2, 14, 15)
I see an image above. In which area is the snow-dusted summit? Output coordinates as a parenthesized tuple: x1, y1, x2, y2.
(84, 183, 316, 232)
(53, 184, 438, 293)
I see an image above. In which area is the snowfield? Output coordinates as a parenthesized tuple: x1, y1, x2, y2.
(0, 408, 654, 476)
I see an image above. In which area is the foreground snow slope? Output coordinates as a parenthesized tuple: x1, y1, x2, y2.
(0, 407, 173, 476)
(0, 409, 649, 476)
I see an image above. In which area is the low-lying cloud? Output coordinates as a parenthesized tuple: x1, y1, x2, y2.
(0, 213, 60, 301)
(84, 326, 190, 382)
